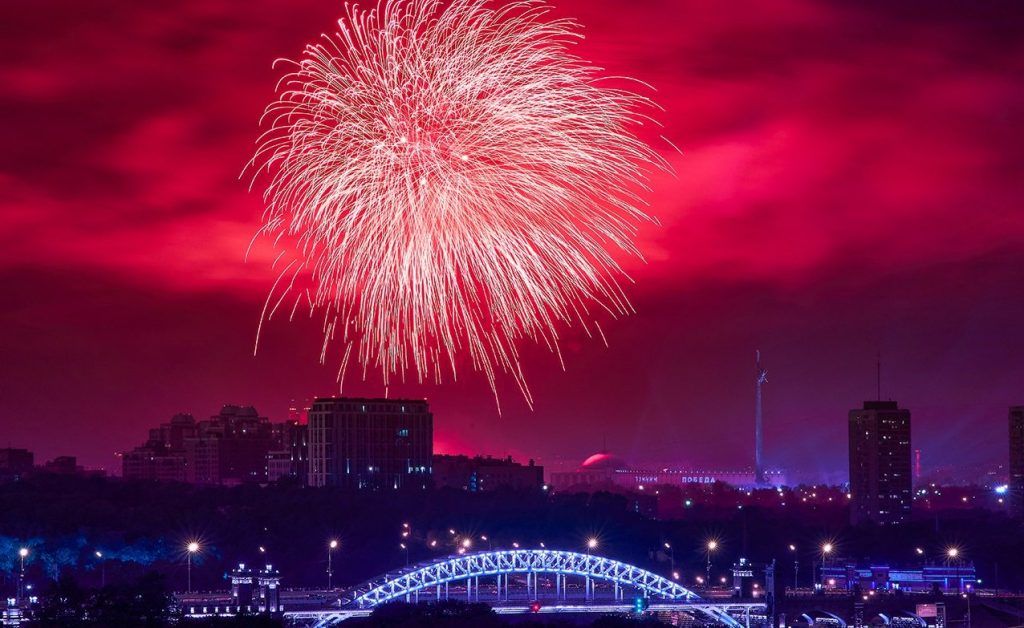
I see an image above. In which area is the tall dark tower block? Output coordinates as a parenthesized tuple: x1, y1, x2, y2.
(1010, 406, 1024, 518)
(848, 400, 912, 525)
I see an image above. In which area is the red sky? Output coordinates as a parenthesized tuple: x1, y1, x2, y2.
(1, 0, 1023, 480)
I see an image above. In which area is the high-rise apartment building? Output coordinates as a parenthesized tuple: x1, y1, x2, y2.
(1010, 406, 1024, 518)
(183, 405, 275, 485)
(266, 420, 308, 483)
(848, 401, 912, 525)
(308, 397, 432, 489)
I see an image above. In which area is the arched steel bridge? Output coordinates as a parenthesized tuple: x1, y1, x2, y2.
(283, 549, 765, 626)
(347, 549, 700, 607)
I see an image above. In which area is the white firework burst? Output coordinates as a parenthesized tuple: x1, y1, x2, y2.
(249, 0, 670, 407)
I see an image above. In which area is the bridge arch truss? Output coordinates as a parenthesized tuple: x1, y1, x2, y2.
(347, 549, 700, 608)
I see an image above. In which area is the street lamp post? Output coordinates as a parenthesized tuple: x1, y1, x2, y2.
(820, 543, 833, 589)
(17, 548, 28, 603)
(585, 538, 598, 602)
(706, 540, 718, 587)
(328, 540, 339, 590)
(400, 543, 409, 566)
(186, 542, 199, 594)
(947, 548, 961, 592)
(664, 542, 675, 575)
(789, 545, 798, 590)
(95, 551, 105, 588)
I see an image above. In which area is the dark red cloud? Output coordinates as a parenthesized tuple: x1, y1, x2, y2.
(1, 0, 1022, 479)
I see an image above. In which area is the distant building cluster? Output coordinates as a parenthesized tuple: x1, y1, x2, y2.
(0, 449, 103, 482)
(115, 397, 545, 492)
(121, 406, 308, 485)
(433, 454, 544, 492)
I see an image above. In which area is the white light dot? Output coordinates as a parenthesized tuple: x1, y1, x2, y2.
(460, 154, 469, 162)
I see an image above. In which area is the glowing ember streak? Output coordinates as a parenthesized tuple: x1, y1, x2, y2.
(248, 0, 670, 406)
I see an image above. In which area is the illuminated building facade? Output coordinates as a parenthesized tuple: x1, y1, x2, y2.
(1010, 406, 1024, 518)
(821, 562, 976, 594)
(307, 397, 432, 489)
(848, 401, 912, 525)
(549, 451, 786, 491)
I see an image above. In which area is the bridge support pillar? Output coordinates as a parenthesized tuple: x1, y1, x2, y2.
(436, 584, 440, 601)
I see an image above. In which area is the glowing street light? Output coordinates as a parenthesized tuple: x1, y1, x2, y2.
(399, 543, 409, 566)
(819, 542, 834, 588)
(586, 537, 599, 555)
(946, 547, 960, 559)
(789, 545, 799, 589)
(915, 547, 924, 556)
(327, 540, 339, 590)
(663, 542, 675, 573)
(17, 548, 29, 602)
(461, 537, 472, 550)
(95, 550, 106, 587)
(705, 540, 718, 586)
(186, 542, 200, 593)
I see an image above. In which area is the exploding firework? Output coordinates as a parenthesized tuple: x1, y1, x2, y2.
(249, 0, 670, 406)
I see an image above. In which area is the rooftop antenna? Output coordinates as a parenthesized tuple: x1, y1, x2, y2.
(755, 350, 767, 485)
(876, 351, 881, 401)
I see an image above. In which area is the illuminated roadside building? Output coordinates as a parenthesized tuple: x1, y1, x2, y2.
(1010, 406, 1024, 518)
(821, 562, 976, 594)
(848, 400, 912, 525)
(307, 397, 432, 489)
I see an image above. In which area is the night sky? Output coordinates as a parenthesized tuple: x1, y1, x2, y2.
(2, 0, 1023, 480)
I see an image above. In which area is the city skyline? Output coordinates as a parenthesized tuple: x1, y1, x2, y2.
(3, 0, 1024, 479)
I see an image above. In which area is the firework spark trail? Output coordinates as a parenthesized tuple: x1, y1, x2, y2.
(248, 0, 670, 407)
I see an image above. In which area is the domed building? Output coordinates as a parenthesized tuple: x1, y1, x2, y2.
(579, 451, 628, 472)
(549, 450, 629, 490)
